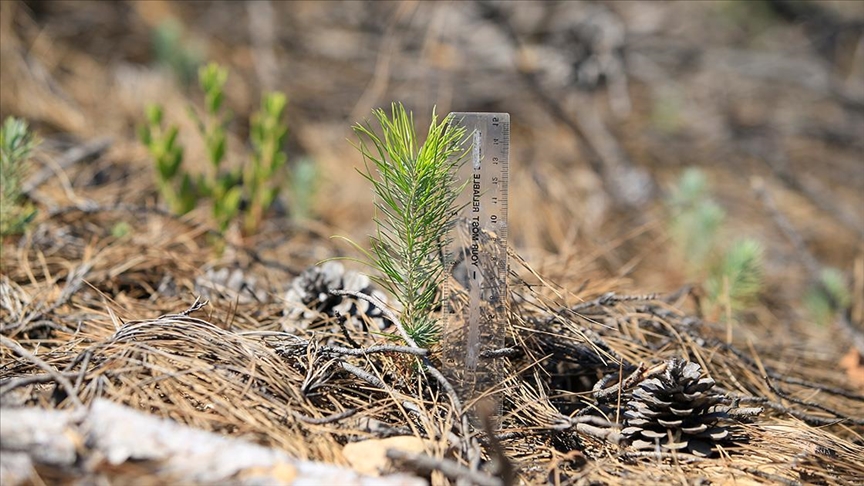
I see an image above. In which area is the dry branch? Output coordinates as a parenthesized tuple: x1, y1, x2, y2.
(0, 399, 425, 486)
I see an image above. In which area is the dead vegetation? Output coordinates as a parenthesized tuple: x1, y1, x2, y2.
(2, 1, 863, 485)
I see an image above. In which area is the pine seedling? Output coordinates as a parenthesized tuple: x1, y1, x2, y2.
(0, 117, 39, 236)
(705, 238, 765, 315)
(667, 168, 725, 272)
(804, 268, 851, 326)
(244, 92, 288, 234)
(139, 105, 196, 214)
(351, 103, 468, 348)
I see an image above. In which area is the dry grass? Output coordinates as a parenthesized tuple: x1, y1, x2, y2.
(2, 213, 862, 483)
(2, 1, 863, 484)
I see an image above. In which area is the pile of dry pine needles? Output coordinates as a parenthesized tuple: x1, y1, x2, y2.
(1, 202, 862, 485)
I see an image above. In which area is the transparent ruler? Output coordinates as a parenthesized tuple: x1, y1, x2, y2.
(441, 113, 509, 421)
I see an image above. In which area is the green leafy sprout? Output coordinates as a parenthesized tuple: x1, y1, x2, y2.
(351, 103, 468, 348)
(1, 117, 40, 237)
(139, 62, 295, 236)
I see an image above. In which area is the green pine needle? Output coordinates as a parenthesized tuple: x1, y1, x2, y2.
(351, 103, 468, 348)
(706, 238, 765, 312)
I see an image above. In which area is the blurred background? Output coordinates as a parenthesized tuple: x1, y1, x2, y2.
(1, 1, 862, 369)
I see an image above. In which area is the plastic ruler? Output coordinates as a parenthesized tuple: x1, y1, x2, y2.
(441, 112, 510, 420)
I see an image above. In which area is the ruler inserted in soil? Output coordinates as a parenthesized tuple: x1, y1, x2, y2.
(442, 112, 509, 419)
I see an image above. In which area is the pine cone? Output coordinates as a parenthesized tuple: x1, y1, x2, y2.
(284, 262, 394, 332)
(621, 358, 739, 457)
(195, 267, 268, 304)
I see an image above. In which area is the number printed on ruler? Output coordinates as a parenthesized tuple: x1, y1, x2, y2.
(442, 112, 510, 412)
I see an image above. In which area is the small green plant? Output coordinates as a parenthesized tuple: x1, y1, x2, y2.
(139, 62, 291, 236)
(350, 103, 468, 348)
(668, 168, 726, 272)
(666, 168, 765, 318)
(190, 63, 242, 233)
(139, 105, 195, 214)
(0, 117, 40, 236)
(804, 268, 852, 326)
(245, 92, 289, 234)
(705, 238, 764, 314)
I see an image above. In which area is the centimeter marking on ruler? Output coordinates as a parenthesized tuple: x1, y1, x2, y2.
(442, 112, 510, 413)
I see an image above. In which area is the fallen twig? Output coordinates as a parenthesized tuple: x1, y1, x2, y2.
(593, 362, 652, 402)
(0, 371, 79, 396)
(479, 347, 521, 359)
(339, 361, 390, 391)
(737, 466, 801, 486)
(0, 335, 84, 409)
(22, 137, 112, 195)
(386, 449, 503, 486)
(322, 344, 429, 358)
(292, 407, 358, 425)
(158, 297, 208, 318)
(334, 310, 362, 349)
(718, 389, 850, 427)
(620, 450, 710, 463)
(332, 290, 417, 348)
(764, 377, 864, 425)
(569, 292, 662, 314)
(4, 263, 93, 335)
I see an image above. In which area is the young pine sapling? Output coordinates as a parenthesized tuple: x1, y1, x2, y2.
(350, 103, 468, 348)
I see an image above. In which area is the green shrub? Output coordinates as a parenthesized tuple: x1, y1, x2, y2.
(0, 117, 40, 236)
(190, 62, 242, 233)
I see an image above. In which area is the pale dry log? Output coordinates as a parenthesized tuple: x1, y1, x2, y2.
(0, 399, 426, 486)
